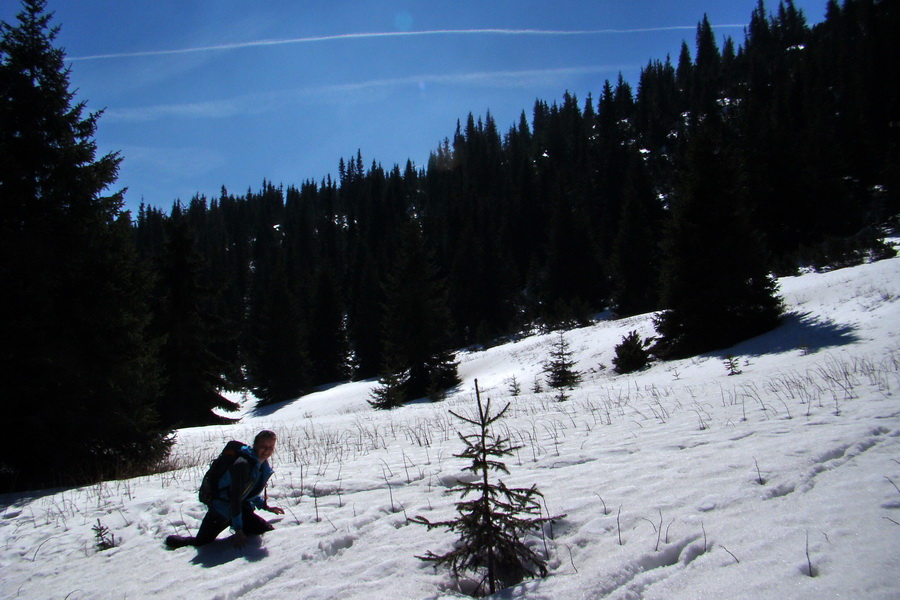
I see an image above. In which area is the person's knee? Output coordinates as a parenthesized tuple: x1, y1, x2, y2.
(195, 511, 230, 544)
(242, 511, 274, 535)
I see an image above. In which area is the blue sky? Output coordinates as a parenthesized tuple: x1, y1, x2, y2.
(2, 1, 829, 214)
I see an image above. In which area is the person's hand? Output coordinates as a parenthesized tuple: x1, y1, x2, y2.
(232, 529, 247, 548)
(266, 505, 285, 515)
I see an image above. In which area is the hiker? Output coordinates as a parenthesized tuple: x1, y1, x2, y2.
(166, 430, 285, 549)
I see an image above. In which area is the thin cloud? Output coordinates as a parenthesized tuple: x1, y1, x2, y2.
(69, 26, 745, 61)
(320, 65, 630, 95)
(103, 65, 628, 123)
(105, 97, 251, 122)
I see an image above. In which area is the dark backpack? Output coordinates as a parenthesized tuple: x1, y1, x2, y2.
(198, 440, 247, 505)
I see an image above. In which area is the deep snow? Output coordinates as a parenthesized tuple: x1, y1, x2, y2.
(2, 254, 899, 599)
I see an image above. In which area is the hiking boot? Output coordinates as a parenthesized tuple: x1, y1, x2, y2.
(165, 535, 196, 548)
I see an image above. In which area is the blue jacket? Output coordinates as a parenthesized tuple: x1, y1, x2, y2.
(210, 445, 274, 530)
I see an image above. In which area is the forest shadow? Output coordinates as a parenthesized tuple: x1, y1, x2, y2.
(248, 379, 360, 418)
(719, 311, 860, 358)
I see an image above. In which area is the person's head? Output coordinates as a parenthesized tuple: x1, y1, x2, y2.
(253, 430, 277, 463)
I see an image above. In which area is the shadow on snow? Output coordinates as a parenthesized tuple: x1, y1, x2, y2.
(188, 535, 270, 568)
(713, 310, 860, 359)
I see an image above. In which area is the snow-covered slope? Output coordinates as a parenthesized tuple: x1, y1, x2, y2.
(2, 255, 899, 599)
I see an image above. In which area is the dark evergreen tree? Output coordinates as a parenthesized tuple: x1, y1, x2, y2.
(676, 41, 693, 99)
(344, 158, 400, 379)
(347, 243, 385, 379)
(612, 331, 653, 374)
(542, 332, 582, 400)
(434, 113, 520, 345)
(691, 15, 723, 115)
(737, 0, 816, 260)
(245, 219, 311, 405)
(151, 215, 239, 427)
(634, 56, 683, 217)
(594, 79, 633, 260)
(653, 119, 783, 359)
(0, 0, 170, 490)
(412, 384, 562, 596)
(531, 93, 608, 325)
(367, 360, 408, 410)
(635, 56, 681, 155)
(198, 191, 246, 386)
(502, 112, 542, 281)
(540, 183, 601, 327)
(449, 221, 519, 345)
(134, 203, 169, 261)
(374, 220, 460, 404)
(308, 261, 351, 385)
(609, 152, 663, 316)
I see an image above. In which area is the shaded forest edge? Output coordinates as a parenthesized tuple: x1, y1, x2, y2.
(2, 0, 898, 491)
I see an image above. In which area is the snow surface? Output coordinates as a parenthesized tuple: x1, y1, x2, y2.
(2, 254, 899, 599)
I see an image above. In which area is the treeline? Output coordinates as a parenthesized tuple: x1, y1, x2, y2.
(2, 0, 897, 490)
(134, 0, 898, 408)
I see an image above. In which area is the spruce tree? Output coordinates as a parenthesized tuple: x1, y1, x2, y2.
(412, 383, 562, 596)
(541, 188, 600, 327)
(692, 15, 723, 115)
(367, 361, 408, 410)
(348, 244, 385, 379)
(609, 152, 662, 317)
(542, 332, 582, 400)
(374, 220, 460, 404)
(613, 331, 653, 374)
(0, 0, 170, 490)
(151, 215, 239, 427)
(245, 221, 311, 405)
(653, 118, 783, 359)
(308, 262, 351, 386)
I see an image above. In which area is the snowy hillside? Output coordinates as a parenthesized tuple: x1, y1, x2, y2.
(2, 254, 899, 599)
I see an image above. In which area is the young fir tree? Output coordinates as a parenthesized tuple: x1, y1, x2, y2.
(0, 0, 171, 489)
(612, 331, 653, 374)
(542, 332, 582, 400)
(367, 360, 408, 410)
(412, 382, 563, 597)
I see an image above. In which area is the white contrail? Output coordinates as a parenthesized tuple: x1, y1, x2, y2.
(103, 65, 631, 123)
(69, 26, 745, 61)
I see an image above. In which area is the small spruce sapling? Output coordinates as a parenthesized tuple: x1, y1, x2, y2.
(612, 331, 653, 374)
(543, 332, 582, 400)
(369, 365, 408, 409)
(412, 380, 564, 596)
(723, 355, 742, 376)
(92, 519, 118, 551)
(507, 375, 522, 397)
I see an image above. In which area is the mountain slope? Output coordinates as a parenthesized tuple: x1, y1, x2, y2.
(2, 253, 899, 599)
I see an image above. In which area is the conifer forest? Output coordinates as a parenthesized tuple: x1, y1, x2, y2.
(2, 0, 898, 490)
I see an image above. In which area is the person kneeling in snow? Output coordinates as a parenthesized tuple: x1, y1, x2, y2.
(166, 430, 285, 549)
